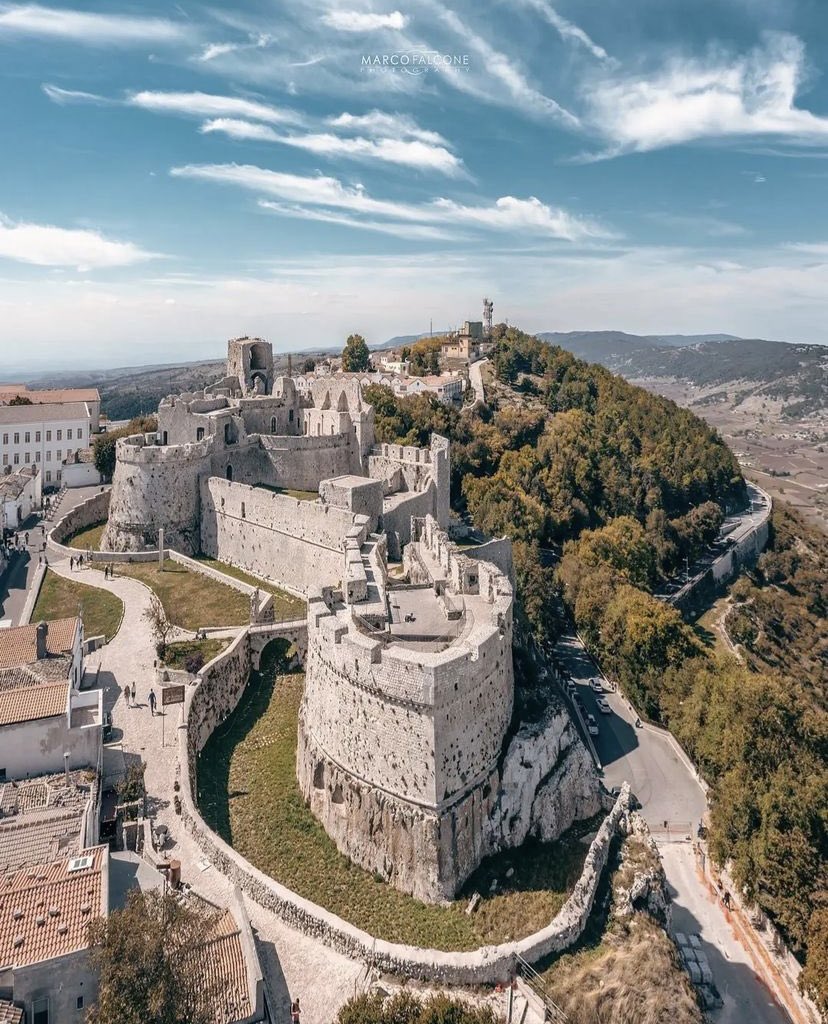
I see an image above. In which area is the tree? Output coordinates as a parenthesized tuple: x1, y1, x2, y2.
(93, 415, 157, 481)
(9, 394, 33, 405)
(143, 593, 173, 658)
(301, 357, 316, 373)
(341, 333, 370, 372)
(86, 889, 221, 1024)
(338, 991, 500, 1024)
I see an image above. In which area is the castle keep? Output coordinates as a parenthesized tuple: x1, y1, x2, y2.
(103, 338, 514, 902)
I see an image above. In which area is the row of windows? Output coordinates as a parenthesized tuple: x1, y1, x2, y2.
(1, 426, 85, 445)
(2, 450, 64, 465)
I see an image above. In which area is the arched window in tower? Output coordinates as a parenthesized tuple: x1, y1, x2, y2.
(226, 464, 233, 482)
(289, 409, 294, 423)
(271, 416, 277, 434)
(196, 428, 204, 441)
(161, 431, 168, 445)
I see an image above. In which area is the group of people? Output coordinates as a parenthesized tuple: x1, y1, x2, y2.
(124, 683, 158, 715)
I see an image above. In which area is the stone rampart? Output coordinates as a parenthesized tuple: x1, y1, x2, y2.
(258, 433, 361, 492)
(50, 488, 111, 547)
(200, 477, 368, 596)
(178, 661, 630, 986)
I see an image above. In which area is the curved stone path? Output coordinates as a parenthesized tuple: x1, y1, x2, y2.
(47, 554, 364, 1024)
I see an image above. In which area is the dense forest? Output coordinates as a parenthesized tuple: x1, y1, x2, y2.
(365, 325, 827, 1015)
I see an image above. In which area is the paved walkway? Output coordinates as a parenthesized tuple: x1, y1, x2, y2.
(48, 556, 363, 1024)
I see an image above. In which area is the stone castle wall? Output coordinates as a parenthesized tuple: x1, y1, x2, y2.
(258, 433, 361, 492)
(200, 477, 369, 596)
(102, 434, 213, 554)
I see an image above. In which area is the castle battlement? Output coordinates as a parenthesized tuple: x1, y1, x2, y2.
(115, 432, 215, 464)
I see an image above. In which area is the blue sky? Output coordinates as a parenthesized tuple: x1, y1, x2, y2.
(1, 0, 828, 369)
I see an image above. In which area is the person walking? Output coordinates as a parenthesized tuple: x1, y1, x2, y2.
(148, 689, 157, 716)
(124, 684, 131, 708)
(131, 682, 136, 707)
(290, 997, 301, 1024)
(69, 555, 74, 571)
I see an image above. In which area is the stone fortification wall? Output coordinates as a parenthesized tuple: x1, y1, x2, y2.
(382, 488, 437, 558)
(200, 477, 368, 596)
(102, 434, 213, 554)
(297, 516, 514, 901)
(178, 659, 631, 988)
(51, 488, 111, 547)
(257, 433, 361, 492)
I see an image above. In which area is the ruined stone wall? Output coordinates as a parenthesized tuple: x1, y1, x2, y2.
(200, 477, 368, 595)
(257, 433, 361, 492)
(102, 434, 212, 554)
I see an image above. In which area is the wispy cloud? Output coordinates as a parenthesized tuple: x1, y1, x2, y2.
(585, 33, 828, 156)
(42, 83, 109, 105)
(424, 2, 579, 126)
(0, 213, 159, 270)
(259, 200, 454, 240)
(195, 32, 271, 63)
(647, 212, 749, 237)
(200, 119, 466, 175)
(322, 10, 407, 31)
(170, 162, 610, 241)
(516, 0, 608, 61)
(0, 4, 188, 44)
(127, 90, 302, 125)
(328, 110, 446, 145)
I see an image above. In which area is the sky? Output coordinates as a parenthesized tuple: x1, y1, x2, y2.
(1, 0, 828, 369)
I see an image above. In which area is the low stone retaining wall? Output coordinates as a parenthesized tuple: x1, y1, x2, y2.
(49, 490, 162, 564)
(18, 562, 47, 625)
(177, 635, 631, 984)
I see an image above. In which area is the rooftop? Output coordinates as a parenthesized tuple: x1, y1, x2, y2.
(195, 908, 255, 1024)
(0, 845, 106, 968)
(0, 679, 69, 727)
(0, 386, 100, 405)
(0, 1000, 23, 1024)
(0, 400, 96, 425)
(0, 771, 93, 872)
(0, 618, 79, 669)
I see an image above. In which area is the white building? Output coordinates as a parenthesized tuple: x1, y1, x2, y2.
(0, 388, 101, 490)
(0, 468, 41, 532)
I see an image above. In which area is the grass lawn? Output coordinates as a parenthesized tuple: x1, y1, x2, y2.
(33, 569, 123, 641)
(197, 641, 592, 951)
(163, 637, 229, 671)
(66, 521, 107, 551)
(195, 557, 306, 621)
(118, 559, 249, 629)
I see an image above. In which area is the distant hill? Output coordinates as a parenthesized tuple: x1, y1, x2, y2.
(549, 336, 827, 419)
(536, 330, 740, 363)
(377, 331, 449, 351)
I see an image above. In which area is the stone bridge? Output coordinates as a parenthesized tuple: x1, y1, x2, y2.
(249, 619, 308, 667)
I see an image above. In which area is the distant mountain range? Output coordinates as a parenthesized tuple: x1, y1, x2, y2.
(540, 333, 827, 419)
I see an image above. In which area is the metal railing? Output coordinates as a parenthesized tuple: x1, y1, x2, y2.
(515, 955, 569, 1023)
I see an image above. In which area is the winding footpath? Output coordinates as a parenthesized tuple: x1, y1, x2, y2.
(47, 555, 364, 1024)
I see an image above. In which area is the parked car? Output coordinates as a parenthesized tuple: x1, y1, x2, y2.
(589, 678, 603, 692)
(585, 713, 599, 736)
(596, 697, 611, 714)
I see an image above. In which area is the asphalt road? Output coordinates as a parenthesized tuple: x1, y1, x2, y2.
(554, 633, 792, 1024)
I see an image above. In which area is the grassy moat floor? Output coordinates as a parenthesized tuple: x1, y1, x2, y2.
(33, 569, 124, 641)
(197, 642, 595, 951)
(65, 520, 106, 551)
(194, 557, 306, 621)
(117, 559, 250, 629)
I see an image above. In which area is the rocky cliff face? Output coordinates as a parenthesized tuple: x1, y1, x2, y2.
(486, 699, 604, 851)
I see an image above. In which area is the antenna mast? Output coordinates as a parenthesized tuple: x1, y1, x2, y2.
(483, 297, 494, 339)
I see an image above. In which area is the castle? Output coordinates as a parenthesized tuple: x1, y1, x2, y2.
(103, 338, 515, 902)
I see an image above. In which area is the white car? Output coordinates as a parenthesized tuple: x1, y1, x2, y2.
(589, 678, 603, 693)
(596, 697, 611, 714)
(585, 713, 599, 736)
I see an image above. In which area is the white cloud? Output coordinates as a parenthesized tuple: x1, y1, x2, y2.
(127, 90, 301, 125)
(328, 110, 446, 145)
(516, 0, 608, 60)
(586, 33, 828, 154)
(647, 212, 748, 237)
(258, 200, 455, 240)
(170, 162, 610, 240)
(42, 83, 109, 105)
(425, 2, 579, 126)
(0, 4, 187, 43)
(0, 214, 159, 270)
(200, 118, 280, 142)
(322, 10, 407, 31)
(195, 32, 271, 63)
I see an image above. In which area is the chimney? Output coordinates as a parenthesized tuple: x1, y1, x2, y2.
(35, 621, 48, 660)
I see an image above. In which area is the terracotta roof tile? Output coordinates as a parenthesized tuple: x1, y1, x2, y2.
(0, 618, 79, 669)
(0, 386, 100, 405)
(0, 680, 68, 726)
(0, 999, 24, 1024)
(194, 910, 254, 1023)
(0, 846, 105, 968)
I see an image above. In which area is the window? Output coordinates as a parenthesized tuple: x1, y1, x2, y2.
(1, 433, 6, 444)
(13, 454, 19, 465)
(45, 470, 52, 482)
(35, 451, 41, 462)
(46, 450, 52, 461)
(196, 427, 204, 441)
(1, 455, 6, 465)
(56, 450, 62, 460)
(32, 997, 49, 1024)
(161, 431, 168, 445)
(24, 431, 30, 443)
(46, 430, 51, 441)
(35, 430, 41, 442)
(270, 416, 277, 433)
(24, 452, 30, 463)
(67, 428, 73, 440)
(76, 996, 84, 1010)
(13, 432, 19, 444)
(225, 465, 233, 481)
(56, 470, 62, 481)
(289, 409, 294, 423)
(57, 429, 62, 440)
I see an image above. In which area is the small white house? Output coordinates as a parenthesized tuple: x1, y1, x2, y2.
(0, 467, 41, 530)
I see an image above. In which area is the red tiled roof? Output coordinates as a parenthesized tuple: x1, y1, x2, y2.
(0, 386, 100, 405)
(194, 909, 254, 1024)
(0, 618, 79, 669)
(0, 681, 68, 727)
(0, 846, 106, 968)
